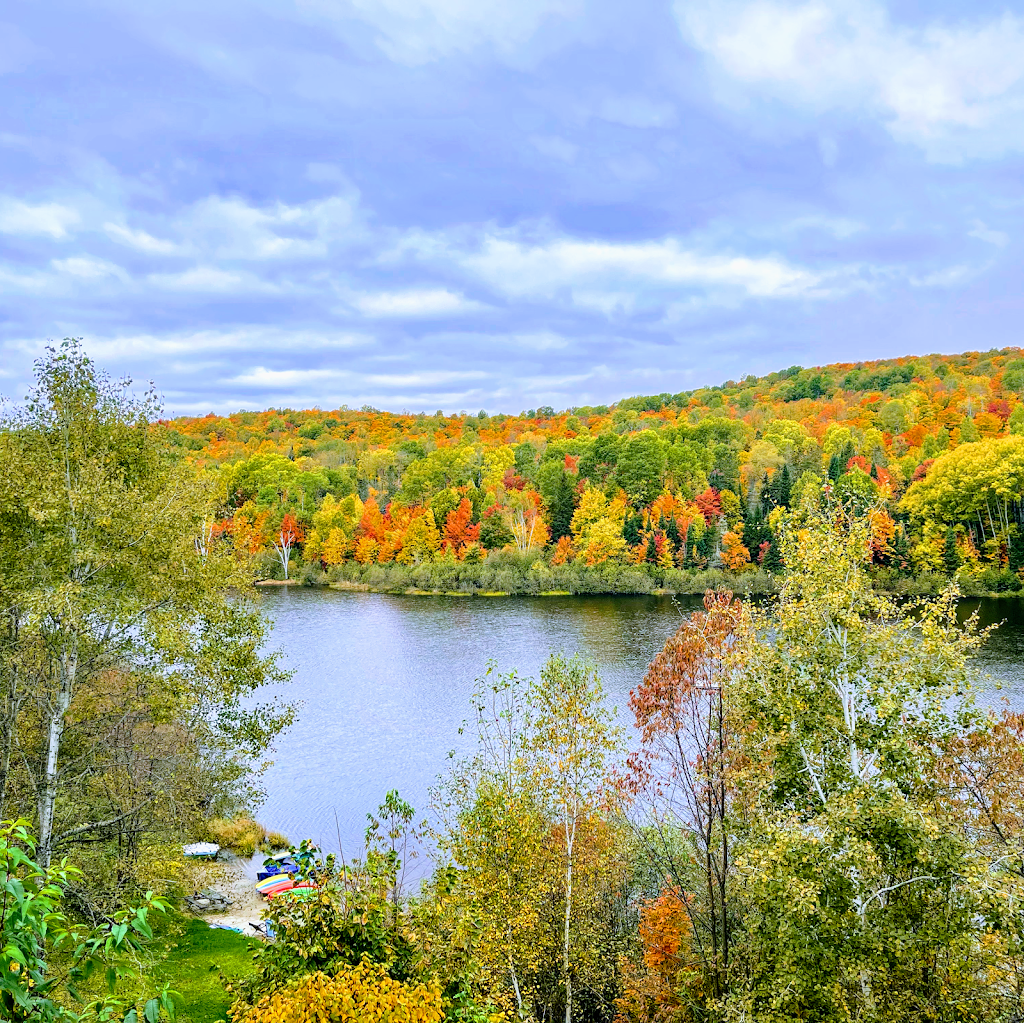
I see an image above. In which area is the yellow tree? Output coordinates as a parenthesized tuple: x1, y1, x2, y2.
(527, 654, 622, 1023)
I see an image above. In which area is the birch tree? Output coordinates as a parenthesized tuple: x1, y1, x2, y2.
(528, 654, 621, 1023)
(727, 506, 998, 1020)
(0, 341, 290, 868)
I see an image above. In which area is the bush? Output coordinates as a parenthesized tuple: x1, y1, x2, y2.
(230, 965, 444, 1023)
(265, 831, 290, 851)
(207, 816, 267, 857)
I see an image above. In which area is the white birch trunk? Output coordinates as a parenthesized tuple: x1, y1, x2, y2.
(38, 644, 76, 867)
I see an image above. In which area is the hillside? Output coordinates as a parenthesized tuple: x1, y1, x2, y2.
(161, 347, 1024, 593)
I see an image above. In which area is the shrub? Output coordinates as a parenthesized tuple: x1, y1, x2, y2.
(230, 965, 444, 1023)
(208, 816, 267, 857)
(265, 831, 290, 851)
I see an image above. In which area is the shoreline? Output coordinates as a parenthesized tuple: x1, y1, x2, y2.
(254, 577, 1024, 601)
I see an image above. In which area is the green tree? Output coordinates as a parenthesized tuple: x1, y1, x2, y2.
(943, 526, 961, 576)
(728, 509, 996, 1021)
(615, 432, 666, 507)
(0, 342, 291, 869)
(432, 666, 552, 1017)
(537, 460, 576, 542)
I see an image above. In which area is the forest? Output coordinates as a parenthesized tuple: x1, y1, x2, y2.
(163, 345, 1024, 597)
(4, 342, 1024, 1023)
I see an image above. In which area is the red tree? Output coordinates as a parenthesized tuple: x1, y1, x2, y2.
(442, 498, 480, 558)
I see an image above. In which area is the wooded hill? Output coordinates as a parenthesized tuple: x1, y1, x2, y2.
(160, 347, 1024, 591)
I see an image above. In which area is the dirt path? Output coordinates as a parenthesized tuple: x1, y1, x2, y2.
(196, 851, 268, 937)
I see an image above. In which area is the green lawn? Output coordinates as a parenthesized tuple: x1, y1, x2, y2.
(153, 918, 258, 1023)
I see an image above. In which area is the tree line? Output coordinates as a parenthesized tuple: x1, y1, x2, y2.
(155, 346, 1024, 595)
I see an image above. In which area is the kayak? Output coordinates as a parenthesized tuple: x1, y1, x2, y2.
(255, 873, 292, 893)
(267, 882, 316, 900)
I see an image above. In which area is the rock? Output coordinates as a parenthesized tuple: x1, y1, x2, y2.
(192, 898, 211, 909)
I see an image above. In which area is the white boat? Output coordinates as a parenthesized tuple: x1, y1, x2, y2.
(183, 842, 221, 859)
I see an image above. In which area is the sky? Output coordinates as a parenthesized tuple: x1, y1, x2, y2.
(1, 0, 1023, 416)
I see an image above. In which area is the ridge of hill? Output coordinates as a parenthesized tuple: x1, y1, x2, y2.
(165, 346, 1024, 460)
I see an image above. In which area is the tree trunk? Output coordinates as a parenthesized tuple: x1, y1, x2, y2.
(38, 644, 76, 867)
(0, 660, 17, 820)
(563, 827, 574, 1023)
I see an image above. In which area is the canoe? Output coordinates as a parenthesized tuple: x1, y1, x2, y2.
(183, 842, 220, 859)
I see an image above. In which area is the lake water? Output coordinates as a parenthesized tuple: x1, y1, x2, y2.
(252, 588, 1024, 858)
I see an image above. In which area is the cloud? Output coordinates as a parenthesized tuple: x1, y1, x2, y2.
(147, 266, 253, 292)
(181, 194, 359, 260)
(77, 328, 373, 361)
(51, 256, 128, 280)
(104, 222, 180, 255)
(968, 220, 1009, 248)
(305, 0, 582, 65)
(677, 0, 1024, 158)
(0, 198, 79, 238)
(352, 288, 481, 317)
(453, 232, 822, 301)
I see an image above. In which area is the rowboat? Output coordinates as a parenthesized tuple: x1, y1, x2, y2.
(183, 842, 220, 860)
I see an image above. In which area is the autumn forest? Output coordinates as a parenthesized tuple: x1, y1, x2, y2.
(170, 345, 1024, 596)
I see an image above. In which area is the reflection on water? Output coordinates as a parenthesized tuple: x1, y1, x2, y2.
(253, 588, 1024, 856)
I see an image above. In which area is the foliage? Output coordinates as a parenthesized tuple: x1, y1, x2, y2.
(0, 818, 175, 1023)
(205, 817, 283, 858)
(229, 963, 444, 1023)
(431, 661, 631, 1022)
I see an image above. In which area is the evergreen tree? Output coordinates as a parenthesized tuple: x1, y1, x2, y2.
(942, 527, 960, 576)
(696, 524, 718, 565)
(622, 511, 642, 547)
(664, 514, 681, 550)
(891, 525, 911, 573)
(1009, 525, 1024, 573)
(646, 532, 659, 564)
(762, 532, 784, 572)
(777, 463, 792, 508)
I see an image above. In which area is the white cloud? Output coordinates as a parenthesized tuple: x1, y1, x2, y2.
(78, 328, 372, 361)
(968, 220, 1009, 247)
(0, 198, 79, 238)
(301, 0, 581, 65)
(105, 222, 180, 255)
(677, 0, 1024, 158)
(364, 369, 488, 385)
(230, 366, 347, 387)
(148, 266, 251, 292)
(51, 256, 128, 280)
(353, 288, 481, 316)
(455, 233, 821, 300)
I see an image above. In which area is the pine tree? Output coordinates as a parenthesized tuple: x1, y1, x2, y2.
(664, 515, 681, 549)
(942, 527, 960, 576)
(892, 526, 911, 574)
(1009, 526, 1024, 573)
(763, 532, 784, 572)
(646, 532, 659, 564)
(622, 512, 642, 547)
(777, 463, 792, 508)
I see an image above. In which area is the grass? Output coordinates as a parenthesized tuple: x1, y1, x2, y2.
(153, 918, 258, 1023)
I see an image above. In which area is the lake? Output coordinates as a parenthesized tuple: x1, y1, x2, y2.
(253, 588, 1024, 858)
